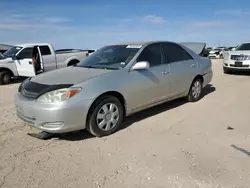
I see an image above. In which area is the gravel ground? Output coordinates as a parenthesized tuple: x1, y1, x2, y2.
(1, 59, 250, 188)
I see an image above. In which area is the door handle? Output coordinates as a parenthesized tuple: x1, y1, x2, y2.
(190, 64, 196, 68)
(162, 70, 169, 75)
(29, 61, 32, 64)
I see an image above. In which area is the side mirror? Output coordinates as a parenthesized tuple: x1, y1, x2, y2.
(131, 61, 150, 71)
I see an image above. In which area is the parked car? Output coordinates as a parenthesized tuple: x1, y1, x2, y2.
(0, 43, 90, 85)
(15, 41, 213, 137)
(208, 47, 229, 59)
(223, 42, 250, 74)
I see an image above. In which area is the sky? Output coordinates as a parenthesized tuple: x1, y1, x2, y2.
(1, 0, 250, 49)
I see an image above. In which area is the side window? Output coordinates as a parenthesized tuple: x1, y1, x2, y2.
(39, 46, 52, 55)
(162, 43, 193, 63)
(137, 44, 162, 67)
(18, 48, 33, 59)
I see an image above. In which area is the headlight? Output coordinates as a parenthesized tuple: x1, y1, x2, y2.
(36, 87, 81, 103)
(224, 53, 229, 60)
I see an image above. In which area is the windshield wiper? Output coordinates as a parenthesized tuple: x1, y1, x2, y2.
(101, 67, 121, 70)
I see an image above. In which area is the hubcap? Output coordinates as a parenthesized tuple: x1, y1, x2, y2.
(96, 103, 119, 131)
(192, 81, 201, 99)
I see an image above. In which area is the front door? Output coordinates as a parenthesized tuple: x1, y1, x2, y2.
(127, 43, 171, 112)
(15, 47, 36, 77)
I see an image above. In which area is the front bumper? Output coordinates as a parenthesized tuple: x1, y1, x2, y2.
(223, 66, 250, 72)
(223, 59, 250, 71)
(14, 93, 93, 133)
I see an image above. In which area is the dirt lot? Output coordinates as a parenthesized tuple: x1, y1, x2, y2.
(1, 59, 250, 188)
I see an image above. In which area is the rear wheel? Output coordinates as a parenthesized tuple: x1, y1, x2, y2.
(0, 70, 12, 85)
(86, 95, 124, 137)
(67, 60, 80, 66)
(186, 78, 203, 102)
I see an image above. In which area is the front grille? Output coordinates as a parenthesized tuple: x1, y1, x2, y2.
(231, 55, 250, 61)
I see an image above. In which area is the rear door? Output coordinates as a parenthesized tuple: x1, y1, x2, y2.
(15, 47, 36, 77)
(162, 42, 199, 96)
(38, 45, 57, 71)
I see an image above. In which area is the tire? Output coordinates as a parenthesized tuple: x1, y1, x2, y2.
(186, 78, 203, 102)
(0, 70, 12, 85)
(86, 95, 124, 137)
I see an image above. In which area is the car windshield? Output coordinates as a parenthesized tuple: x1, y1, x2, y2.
(236, 43, 250, 51)
(77, 45, 141, 70)
(3, 46, 23, 57)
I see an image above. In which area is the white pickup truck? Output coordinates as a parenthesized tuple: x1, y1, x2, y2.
(0, 43, 91, 85)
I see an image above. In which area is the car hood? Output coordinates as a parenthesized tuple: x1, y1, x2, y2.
(0, 57, 12, 64)
(227, 50, 250, 55)
(31, 66, 113, 85)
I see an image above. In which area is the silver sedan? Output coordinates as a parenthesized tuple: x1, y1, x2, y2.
(15, 41, 213, 137)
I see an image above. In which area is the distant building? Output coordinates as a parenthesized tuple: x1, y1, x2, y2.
(0, 44, 13, 53)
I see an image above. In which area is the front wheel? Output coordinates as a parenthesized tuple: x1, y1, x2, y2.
(86, 95, 124, 137)
(186, 78, 203, 102)
(0, 70, 12, 85)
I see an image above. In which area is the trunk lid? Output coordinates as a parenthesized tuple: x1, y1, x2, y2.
(180, 42, 206, 55)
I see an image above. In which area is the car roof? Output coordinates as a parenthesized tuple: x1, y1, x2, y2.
(109, 41, 177, 46)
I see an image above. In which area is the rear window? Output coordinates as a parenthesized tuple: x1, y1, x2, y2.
(39, 46, 52, 55)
